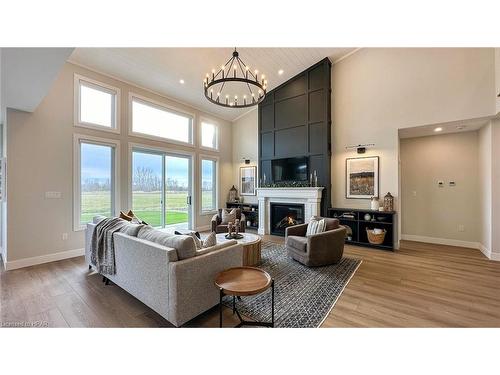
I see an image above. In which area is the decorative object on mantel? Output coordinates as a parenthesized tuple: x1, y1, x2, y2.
(383, 192, 394, 212)
(364, 213, 371, 221)
(313, 170, 318, 187)
(370, 196, 380, 210)
(346, 156, 379, 199)
(260, 181, 314, 188)
(228, 185, 238, 203)
(240, 166, 256, 196)
(203, 48, 267, 108)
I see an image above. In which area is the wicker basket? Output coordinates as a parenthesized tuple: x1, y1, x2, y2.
(366, 229, 387, 245)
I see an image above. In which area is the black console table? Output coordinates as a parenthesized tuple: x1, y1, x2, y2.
(328, 208, 396, 250)
(226, 202, 259, 230)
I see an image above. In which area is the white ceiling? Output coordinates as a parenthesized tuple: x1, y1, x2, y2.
(68, 48, 356, 121)
(398, 116, 493, 139)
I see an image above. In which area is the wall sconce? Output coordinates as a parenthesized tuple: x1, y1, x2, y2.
(241, 157, 251, 165)
(345, 143, 375, 154)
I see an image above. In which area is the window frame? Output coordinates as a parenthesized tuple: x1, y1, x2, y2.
(74, 74, 121, 134)
(127, 142, 196, 229)
(199, 154, 219, 216)
(199, 118, 220, 152)
(128, 92, 195, 147)
(73, 134, 120, 231)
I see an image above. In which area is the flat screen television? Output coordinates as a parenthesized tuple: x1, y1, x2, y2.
(271, 157, 309, 182)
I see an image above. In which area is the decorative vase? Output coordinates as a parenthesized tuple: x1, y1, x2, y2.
(364, 213, 371, 221)
(370, 197, 380, 211)
(383, 192, 394, 212)
(313, 170, 318, 187)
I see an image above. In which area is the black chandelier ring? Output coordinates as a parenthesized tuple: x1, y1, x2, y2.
(204, 77, 266, 108)
(203, 48, 267, 109)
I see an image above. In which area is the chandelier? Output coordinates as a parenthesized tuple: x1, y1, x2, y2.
(204, 48, 267, 108)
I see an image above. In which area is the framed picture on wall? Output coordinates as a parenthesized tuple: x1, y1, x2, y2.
(346, 156, 379, 199)
(240, 166, 256, 196)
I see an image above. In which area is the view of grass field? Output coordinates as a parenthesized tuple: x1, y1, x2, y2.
(81, 190, 213, 227)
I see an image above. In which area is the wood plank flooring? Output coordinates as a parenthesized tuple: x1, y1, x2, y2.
(1, 239, 499, 327)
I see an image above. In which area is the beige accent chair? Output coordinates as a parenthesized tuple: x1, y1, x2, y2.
(285, 217, 346, 267)
(211, 208, 246, 234)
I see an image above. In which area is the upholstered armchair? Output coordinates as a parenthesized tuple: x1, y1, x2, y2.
(285, 218, 346, 267)
(211, 208, 246, 234)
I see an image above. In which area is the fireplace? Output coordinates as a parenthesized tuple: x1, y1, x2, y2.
(270, 203, 305, 236)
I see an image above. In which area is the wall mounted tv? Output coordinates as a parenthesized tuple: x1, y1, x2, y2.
(271, 157, 309, 182)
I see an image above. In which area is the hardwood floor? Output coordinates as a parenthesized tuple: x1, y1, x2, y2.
(1, 239, 499, 327)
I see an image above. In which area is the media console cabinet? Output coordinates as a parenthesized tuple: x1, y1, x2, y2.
(328, 208, 396, 250)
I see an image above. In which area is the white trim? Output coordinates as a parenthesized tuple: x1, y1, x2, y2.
(4, 248, 85, 271)
(128, 92, 195, 147)
(73, 73, 121, 134)
(67, 59, 232, 123)
(128, 142, 195, 230)
(478, 243, 500, 261)
(317, 260, 362, 327)
(199, 117, 220, 152)
(332, 48, 362, 64)
(199, 153, 219, 216)
(73, 134, 121, 231)
(401, 234, 480, 250)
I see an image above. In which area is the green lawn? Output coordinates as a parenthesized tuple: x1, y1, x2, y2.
(81, 190, 213, 227)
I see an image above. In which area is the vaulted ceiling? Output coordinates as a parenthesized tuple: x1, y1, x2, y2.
(69, 48, 356, 121)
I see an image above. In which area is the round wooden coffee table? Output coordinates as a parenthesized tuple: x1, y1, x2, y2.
(215, 267, 274, 328)
(215, 233, 262, 266)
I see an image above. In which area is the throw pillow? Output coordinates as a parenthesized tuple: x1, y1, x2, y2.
(120, 211, 133, 221)
(202, 232, 217, 248)
(174, 230, 201, 239)
(306, 217, 326, 236)
(221, 208, 237, 224)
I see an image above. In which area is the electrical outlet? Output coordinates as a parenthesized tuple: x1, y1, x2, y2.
(438, 181, 444, 187)
(458, 225, 465, 232)
(62, 233, 69, 240)
(45, 191, 62, 199)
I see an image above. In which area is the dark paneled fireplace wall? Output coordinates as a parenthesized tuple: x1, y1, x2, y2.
(258, 58, 332, 215)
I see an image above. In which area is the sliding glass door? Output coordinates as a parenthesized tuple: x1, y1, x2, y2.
(132, 149, 192, 230)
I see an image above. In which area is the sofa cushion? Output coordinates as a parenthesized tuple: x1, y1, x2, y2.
(137, 226, 196, 260)
(122, 222, 144, 237)
(286, 235, 308, 252)
(324, 218, 340, 231)
(221, 208, 237, 224)
(306, 217, 326, 236)
(196, 239, 237, 256)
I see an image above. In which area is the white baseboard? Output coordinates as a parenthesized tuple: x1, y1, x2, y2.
(479, 243, 491, 259)
(401, 234, 480, 250)
(5, 248, 85, 271)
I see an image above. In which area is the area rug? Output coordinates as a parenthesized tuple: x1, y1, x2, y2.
(222, 241, 362, 328)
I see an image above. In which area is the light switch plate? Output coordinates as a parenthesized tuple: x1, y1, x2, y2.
(45, 191, 62, 199)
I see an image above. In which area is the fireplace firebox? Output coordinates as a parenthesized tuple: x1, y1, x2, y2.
(270, 203, 305, 236)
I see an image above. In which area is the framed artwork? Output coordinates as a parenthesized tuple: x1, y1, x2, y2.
(346, 156, 379, 199)
(240, 166, 256, 196)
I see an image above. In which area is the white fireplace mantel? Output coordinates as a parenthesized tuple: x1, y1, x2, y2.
(256, 187, 324, 235)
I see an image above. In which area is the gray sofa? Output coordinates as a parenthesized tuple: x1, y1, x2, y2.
(85, 221, 243, 327)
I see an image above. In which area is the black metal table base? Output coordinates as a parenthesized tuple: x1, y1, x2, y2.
(219, 280, 274, 328)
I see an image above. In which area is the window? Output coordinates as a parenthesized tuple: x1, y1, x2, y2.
(130, 95, 193, 144)
(74, 74, 120, 132)
(74, 135, 119, 230)
(201, 121, 218, 150)
(201, 157, 217, 213)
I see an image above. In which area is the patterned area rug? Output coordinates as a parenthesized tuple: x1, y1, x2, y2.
(223, 241, 362, 328)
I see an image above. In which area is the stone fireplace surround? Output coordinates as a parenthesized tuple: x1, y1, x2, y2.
(256, 187, 324, 235)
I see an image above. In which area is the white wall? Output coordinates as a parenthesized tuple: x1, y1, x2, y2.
(231, 109, 258, 204)
(491, 119, 500, 258)
(400, 131, 480, 245)
(495, 48, 500, 114)
(478, 122, 492, 255)
(5, 62, 233, 265)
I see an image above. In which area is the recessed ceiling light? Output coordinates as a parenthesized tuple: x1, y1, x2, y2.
(278, 69, 284, 75)
(179, 79, 185, 84)
(434, 127, 443, 132)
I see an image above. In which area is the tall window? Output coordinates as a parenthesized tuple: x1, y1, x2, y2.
(74, 75, 119, 132)
(74, 137, 118, 229)
(201, 158, 217, 213)
(131, 95, 193, 144)
(201, 121, 218, 150)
